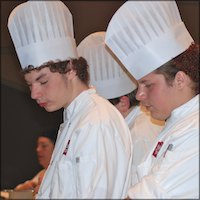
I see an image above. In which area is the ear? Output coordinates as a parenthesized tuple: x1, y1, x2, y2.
(65, 69, 77, 80)
(117, 96, 130, 113)
(174, 71, 188, 89)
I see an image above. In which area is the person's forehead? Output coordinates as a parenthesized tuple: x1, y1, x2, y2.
(138, 72, 155, 82)
(27, 67, 50, 75)
(137, 72, 163, 84)
(24, 67, 50, 82)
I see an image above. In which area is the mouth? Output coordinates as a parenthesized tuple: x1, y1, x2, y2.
(38, 102, 47, 107)
(141, 102, 150, 108)
(141, 103, 153, 112)
(38, 155, 44, 160)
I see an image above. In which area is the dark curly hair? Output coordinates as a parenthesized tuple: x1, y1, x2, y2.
(155, 43, 199, 95)
(109, 89, 139, 108)
(22, 57, 90, 85)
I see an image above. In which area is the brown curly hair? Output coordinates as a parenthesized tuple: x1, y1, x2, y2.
(22, 57, 90, 85)
(155, 43, 199, 95)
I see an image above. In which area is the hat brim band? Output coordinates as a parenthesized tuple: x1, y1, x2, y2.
(16, 37, 78, 69)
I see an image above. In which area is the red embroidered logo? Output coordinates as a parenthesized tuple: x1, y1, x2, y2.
(152, 141, 163, 157)
(63, 140, 70, 155)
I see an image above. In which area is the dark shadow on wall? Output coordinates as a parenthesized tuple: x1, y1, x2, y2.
(1, 83, 63, 189)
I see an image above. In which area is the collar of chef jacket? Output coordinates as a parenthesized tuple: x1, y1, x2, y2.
(63, 88, 97, 122)
(165, 94, 199, 129)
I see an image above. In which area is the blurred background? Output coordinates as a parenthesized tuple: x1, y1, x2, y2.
(1, 1, 199, 190)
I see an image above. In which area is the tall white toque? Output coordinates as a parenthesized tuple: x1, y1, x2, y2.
(105, 1, 194, 80)
(77, 31, 137, 99)
(8, 0, 78, 70)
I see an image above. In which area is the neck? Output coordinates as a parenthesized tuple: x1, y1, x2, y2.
(64, 78, 89, 108)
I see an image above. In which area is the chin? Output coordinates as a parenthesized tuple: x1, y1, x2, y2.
(45, 108, 55, 112)
(44, 106, 59, 112)
(151, 111, 165, 121)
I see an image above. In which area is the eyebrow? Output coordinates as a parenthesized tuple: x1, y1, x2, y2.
(35, 73, 47, 82)
(25, 72, 47, 85)
(138, 79, 149, 84)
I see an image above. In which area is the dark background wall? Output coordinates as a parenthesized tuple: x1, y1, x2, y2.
(1, 1, 199, 190)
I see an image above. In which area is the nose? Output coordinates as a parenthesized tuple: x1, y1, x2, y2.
(136, 87, 146, 101)
(31, 84, 41, 100)
(36, 145, 41, 153)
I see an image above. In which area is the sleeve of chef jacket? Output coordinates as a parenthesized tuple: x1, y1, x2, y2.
(70, 122, 132, 199)
(128, 128, 199, 199)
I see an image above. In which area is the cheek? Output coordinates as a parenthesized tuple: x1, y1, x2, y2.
(149, 85, 168, 99)
(46, 148, 54, 156)
(114, 103, 120, 111)
(45, 83, 64, 102)
(152, 87, 172, 110)
(148, 86, 167, 103)
(52, 79, 67, 96)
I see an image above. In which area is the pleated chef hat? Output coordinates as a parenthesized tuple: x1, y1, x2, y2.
(105, 1, 194, 80)
(8, 0, 78, 70)
(77, 32, 137, 99)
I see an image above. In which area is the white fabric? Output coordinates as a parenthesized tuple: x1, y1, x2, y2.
(77, 32, 137, 99)
(128, 95, 199, 198)
(36, 89, 133, 199)
(105, 1, 194, 80)
(125, 106, 164, 186)
(8, 1, 78, 69)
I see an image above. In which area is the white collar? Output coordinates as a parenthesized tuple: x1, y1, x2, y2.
(166, 94, 199, 125)
(63, 88, 96, 122)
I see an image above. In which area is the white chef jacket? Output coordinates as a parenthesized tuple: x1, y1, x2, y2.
(36, 89, 132, 199)
(128, 94, 199, 199)
(125, 106, 164, 186)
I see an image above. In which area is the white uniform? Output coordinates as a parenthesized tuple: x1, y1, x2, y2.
(128, 95, 199, 198)
(125, 106, 164, 186)
(37, 89, 132, 199)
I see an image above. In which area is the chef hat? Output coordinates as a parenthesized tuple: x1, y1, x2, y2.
(105, 1, 194, 80)
(77, 31, 137, 99)
(8, 0, 78, 70)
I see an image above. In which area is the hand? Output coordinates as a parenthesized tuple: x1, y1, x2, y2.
(15, 181, 36, 191)
(33, 170, 45, 195)
(33, 184, 40, 196)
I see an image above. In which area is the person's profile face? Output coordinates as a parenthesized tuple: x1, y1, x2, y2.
(24, 67, 70, 112)
(135, 72, 176, 121)
(36, 136, 54, 169)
